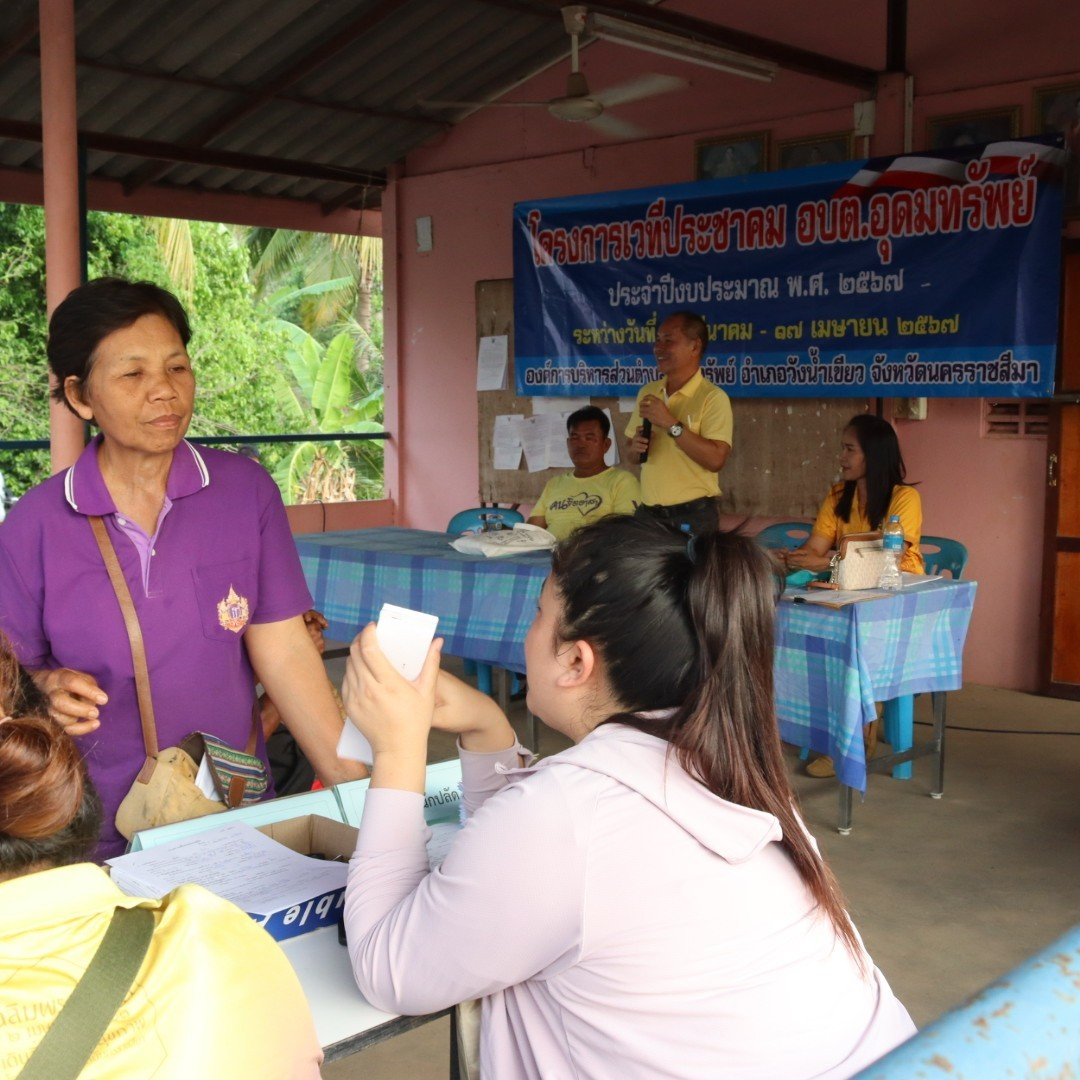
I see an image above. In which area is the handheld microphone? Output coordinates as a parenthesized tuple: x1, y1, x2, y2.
(639, 418, 652, 464)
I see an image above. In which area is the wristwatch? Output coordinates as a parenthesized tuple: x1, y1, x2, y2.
(668, 423, 684, 438)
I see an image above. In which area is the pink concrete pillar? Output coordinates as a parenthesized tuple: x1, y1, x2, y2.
(40, 0, 85, 472)
(381, 165, 402, 523)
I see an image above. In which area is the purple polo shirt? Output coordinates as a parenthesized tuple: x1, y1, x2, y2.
(0, 437, 313, 859)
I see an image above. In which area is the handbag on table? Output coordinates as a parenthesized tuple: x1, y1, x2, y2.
(89, 516, 270, 841)
(827, 531, 887, 590)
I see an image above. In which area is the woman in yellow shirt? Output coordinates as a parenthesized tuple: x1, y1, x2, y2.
(785, 414, 924, 576)
(0, 636, 323, 1079)
(784, 414, 923, 778)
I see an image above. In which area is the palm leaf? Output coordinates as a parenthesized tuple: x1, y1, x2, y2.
(311, 332, 355, 419)
(151, 218, 196, 300)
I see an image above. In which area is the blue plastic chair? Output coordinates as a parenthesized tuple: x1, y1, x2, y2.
(755, 520, 814, 550)
(854, 923, 1080, 1078)
(446, 507, 525, 696)
(919, 534, 969, 579)
(447, 507, 524, 534)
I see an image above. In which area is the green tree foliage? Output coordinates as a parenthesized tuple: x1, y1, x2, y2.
(247, 230, 386, 502)
(247, 228, 383, 339)
(0, 206, 376, 501)
(0, 204, 50, 494)
(266, 285, 384, 503)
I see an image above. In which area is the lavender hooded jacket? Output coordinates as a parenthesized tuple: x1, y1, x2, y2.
(344, 724, 914, 1079)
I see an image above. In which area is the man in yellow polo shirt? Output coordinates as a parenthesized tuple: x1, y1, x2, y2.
(529, 406, 640, 540)
(625, 311, 733, 535)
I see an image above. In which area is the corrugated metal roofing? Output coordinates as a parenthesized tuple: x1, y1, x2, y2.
(0, 1, 887, 214)
(0, 0, 575, 211)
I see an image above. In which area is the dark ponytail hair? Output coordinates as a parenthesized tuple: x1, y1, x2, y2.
(549, 516, 861, 960)
(0, 636, 102, 873)
(835, 414, 909, 530)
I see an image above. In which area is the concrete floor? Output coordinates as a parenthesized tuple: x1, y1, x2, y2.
(323, 674, 1080, 1079)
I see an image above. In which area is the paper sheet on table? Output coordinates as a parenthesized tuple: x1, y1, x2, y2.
(476, 335, 508, 391)
(493, 414, 524, 470)
(784, 587, 897, 607)
(902, 572, 943, 586)
(450, 522, 556, 557)
(106, 822, 348, 914)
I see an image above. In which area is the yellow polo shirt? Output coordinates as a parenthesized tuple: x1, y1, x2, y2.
(624, 371, 733, 506)
(531, 467, 640, 539)
(0, 863, 323, 1078)
(812, 482, 925, 574)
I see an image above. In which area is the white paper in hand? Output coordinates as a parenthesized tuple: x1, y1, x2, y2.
(375, 603, 440, 680)
(337, 603, 439, 765)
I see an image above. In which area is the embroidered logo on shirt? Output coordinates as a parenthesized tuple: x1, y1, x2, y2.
(548, 493, 602, 517)
(217, 586, 250, 633)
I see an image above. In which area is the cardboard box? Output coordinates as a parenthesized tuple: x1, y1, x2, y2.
(127, 785, 345, 852)
(253, 815, 358, 941)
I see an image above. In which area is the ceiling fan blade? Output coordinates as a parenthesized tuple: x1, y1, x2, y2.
(594, 73, 688, 109)
(420, 99, 548, 109)
(586, 112, 647, 141)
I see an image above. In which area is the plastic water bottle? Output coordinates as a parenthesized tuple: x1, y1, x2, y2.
(878, 515, 904, 591)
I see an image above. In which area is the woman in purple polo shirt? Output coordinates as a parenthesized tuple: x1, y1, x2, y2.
(0, 278, 363, 858)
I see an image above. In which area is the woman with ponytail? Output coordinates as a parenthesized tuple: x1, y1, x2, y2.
(0, 635, 322, 1078)
(341, 515, 915, 1080)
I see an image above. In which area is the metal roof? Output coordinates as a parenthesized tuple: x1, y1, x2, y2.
(0, 0, 885, 214)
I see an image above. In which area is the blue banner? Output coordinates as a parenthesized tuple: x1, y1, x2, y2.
(512, 137, 1065, 397)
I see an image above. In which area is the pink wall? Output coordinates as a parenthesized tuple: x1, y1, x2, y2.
(894, 401, 1047, 689)
(388, 2, 1076, 690)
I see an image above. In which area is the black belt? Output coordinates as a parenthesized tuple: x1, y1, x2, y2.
(639, 497, 717, 519)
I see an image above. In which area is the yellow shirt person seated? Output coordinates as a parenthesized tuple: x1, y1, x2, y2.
(528, 406, 640, 541)
(0, 636, 323, 1079)
(783, 414, 924, 577)
(782, 414, 923, 780)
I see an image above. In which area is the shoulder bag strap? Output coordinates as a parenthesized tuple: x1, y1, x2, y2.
(246, 698, 260, 758)
(88, 515, 158, 780)
(17, 906, 155, 1080)
(223, 699, 264, 808)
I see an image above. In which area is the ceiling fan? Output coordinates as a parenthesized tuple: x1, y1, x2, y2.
(420, 6, 690, 140)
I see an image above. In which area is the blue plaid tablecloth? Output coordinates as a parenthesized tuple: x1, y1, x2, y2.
(297, 530, 975, 794)
(294, 528, 550, 670)
(775, 579, 977, 792)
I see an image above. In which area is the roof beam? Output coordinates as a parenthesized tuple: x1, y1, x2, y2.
(885, 0, 908, 73)
(0, 12, 40, 67)
(0, 164, 378, 238)
(17, 48, 449, 131)
(0, 117, 385, 188)
(473, 0, 879, 90)
(122, 0, 403, 194)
